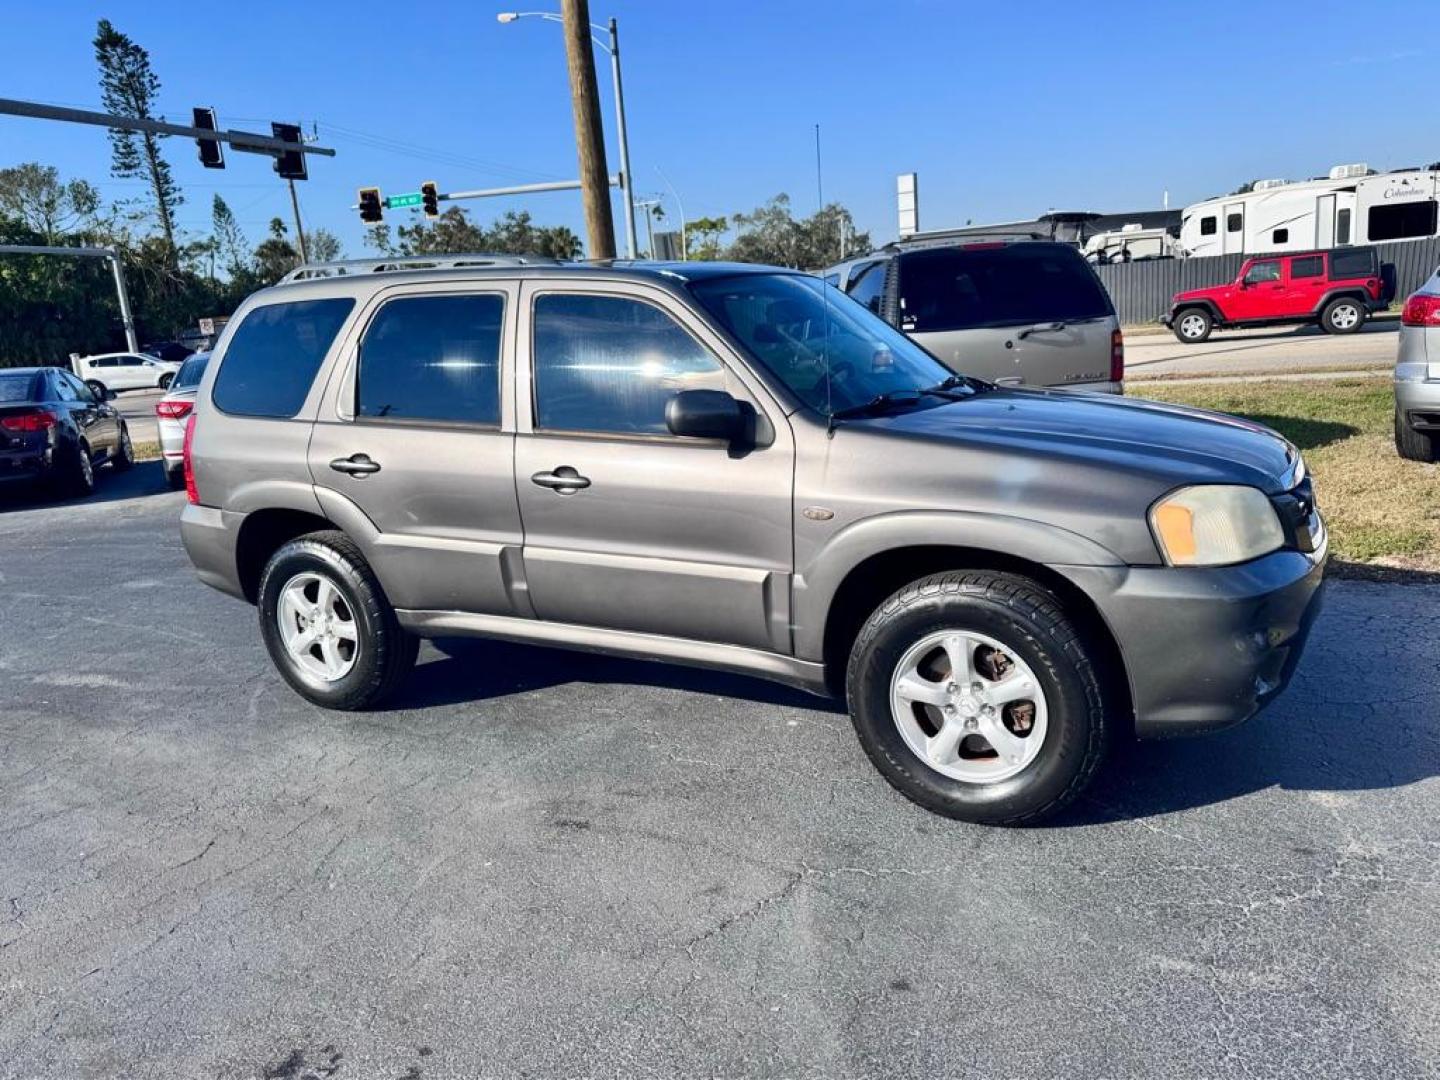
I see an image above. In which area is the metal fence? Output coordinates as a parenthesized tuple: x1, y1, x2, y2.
(1095, 236, 1440, 326)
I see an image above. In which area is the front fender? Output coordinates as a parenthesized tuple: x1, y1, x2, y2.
(791, 510, 1126, 661)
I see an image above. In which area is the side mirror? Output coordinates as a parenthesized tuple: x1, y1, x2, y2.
(104, 387, 117, 401)
(666, 389, 744, 442)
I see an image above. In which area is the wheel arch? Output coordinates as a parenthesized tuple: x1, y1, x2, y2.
(1172, 298, 1224, 324)
(1315, 288, 1368, 315)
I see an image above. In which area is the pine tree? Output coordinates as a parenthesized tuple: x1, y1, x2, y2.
(210, 194, 250, 277)
(94, 19, 182, 266)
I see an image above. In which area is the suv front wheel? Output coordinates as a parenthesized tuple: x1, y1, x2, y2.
(257, 530, 419, 710)
(1173, 307, 1213, 343)
(845, 571, 1109, 826)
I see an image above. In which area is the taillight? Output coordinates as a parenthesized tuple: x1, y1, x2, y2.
(155, 399, 193, 420)
(1110, 328, 1125, 383)
(182, 412, 199, 504)
(0, 409, 58, 433)
(1402, 294, 1440, 327)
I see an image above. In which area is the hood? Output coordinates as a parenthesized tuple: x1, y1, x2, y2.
(851, 387, 1299, 494)
(1174, 284, 1224, 302)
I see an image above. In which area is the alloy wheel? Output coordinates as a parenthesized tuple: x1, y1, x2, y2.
(1179, 313, 1207, 339)
(277, 572, 361, 683)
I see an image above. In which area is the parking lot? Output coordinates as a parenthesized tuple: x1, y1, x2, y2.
(2, 464, 1438, 1078)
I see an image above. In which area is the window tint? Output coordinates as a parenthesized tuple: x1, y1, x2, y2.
(92, 357, 117, 368)
(0, 373, 37, 403)
(212, 298, 354, 418)
(532, 293, 725, 435)
(1291, 255, 1324, 279)
(897, 244, 1112, 332)
(846, 260, 887, 314)
(1200, 216, 1217, 236)
(1226, 213, 1242, 233)
(1368, 200, 1438, 241)
(1272, 228, 1289, 244)
(52, 373, 78, 401)
(65, 373, 97, 403)
(1244, 260, 1282, 284)
(1331, 248, 1376, 279)
(358, 295, 503, 424)
(173, 352, 210, 391)
(1337, 208, 1352, 245)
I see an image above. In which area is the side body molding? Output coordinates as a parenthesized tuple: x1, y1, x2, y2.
(790, 510, 1127, 661)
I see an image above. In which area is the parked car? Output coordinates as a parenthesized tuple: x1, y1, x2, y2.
(142, 341, 197, 366)
(156, 351, 210, 488)
(76, 351, 182, 394)
(0, 366, 135, 497)
(1394, 269, 1440, 462)
(1165, 246, 1391, 343)
(825, 240, 1124, 393)
(180, 257, 1326, 826)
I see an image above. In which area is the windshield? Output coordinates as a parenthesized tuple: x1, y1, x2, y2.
(173, 352, 210, 391)
(898, 244, 1112, 332)
(689, 273, 956, 416)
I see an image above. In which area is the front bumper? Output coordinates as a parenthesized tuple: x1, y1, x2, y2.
(1061, 535, 1328, 738)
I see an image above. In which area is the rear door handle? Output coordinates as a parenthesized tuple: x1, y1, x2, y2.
(531, 466, 590, 494)
(329, 454, 381, 477)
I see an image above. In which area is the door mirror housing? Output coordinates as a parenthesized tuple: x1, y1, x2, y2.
(104, 387, 118, 401)
(666, 389, 745, 442)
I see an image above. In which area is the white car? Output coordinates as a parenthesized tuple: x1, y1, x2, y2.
(76, 352, 182, 394)
(155, 351, 210, 488)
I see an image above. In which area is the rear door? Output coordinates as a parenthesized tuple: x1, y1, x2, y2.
(1285, 254, 1328, 315)
(897, 244, 1116, 389)
(307, 283, 523, 617)
(512, 280, 794, 653)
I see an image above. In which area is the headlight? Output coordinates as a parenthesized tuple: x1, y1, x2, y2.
(1149, 485, 1285, 566)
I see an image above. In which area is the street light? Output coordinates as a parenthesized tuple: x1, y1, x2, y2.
(497, 10, 638, 259)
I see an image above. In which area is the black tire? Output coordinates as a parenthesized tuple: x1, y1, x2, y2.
(85, 379, 108, 400)
(257, 530, 418, 710)
(158, 372, 174, 390)
(1172, 307, 1212, 343)
(165, 462, 186, 490)
(845, 571, 1109, 826)
(1321, 296, 1365, 335)
(60, 438, 96, 498)
(1395, 408, 1437, 463)
(111, 421, 135, 472)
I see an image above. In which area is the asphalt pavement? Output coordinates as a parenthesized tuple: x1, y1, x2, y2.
(2, 466, 1439, 1079)
(1124, 316, 1398, 380)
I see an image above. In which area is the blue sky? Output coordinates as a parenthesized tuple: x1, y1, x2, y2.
(3, 0, 1433, 258)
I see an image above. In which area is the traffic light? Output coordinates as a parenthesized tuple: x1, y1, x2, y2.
(358, 188, 384, 224)
(192, 107, 224, 169)
(271, 122, 307, 181)
(421, 181, 439, 219)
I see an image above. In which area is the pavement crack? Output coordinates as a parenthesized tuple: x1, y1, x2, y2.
(681, 870, 804, 955)
(168, 837, 217, 872)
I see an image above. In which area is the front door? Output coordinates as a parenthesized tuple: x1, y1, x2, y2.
(1230, 258, 1285, 321)
(308, 284, 524, 616)
(513, 281, 794, 653)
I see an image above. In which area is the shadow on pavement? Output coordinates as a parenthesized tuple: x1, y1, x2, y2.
(389, 636, 842, 713)
(0, 459, 175, 514)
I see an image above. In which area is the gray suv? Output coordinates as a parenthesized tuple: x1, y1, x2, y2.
(181, 255, 1326, 825)
(825, 240, 1124, 393)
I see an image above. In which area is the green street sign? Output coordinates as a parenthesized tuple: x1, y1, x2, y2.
(386, 192, 423, 209)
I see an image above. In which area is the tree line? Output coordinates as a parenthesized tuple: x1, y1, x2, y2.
(1, 18, 871, 369)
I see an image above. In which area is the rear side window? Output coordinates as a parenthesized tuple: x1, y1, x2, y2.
(1291, 255, 1324, 279)
(357, 294, 504, 425)
(897, 245, 1112, 332)
(846, 260, 888, 314)
(1330, 248, 1376, 279)
(212, 298, 354, 418)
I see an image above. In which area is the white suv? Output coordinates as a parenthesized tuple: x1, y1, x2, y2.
(76, 352, 182, 394)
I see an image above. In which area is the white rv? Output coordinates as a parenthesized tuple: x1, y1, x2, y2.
(1083, 223, 1180, 263)
(1178, 163, 1440, 257)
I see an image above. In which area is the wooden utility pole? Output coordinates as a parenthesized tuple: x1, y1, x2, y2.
(560, 0, 615, 259)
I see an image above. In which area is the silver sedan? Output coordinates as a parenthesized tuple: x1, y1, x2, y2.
(1395, 270, 1440, 462)
(154, 351, 209, 488)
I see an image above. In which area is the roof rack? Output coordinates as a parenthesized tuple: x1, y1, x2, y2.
(278, 253, 557, 283)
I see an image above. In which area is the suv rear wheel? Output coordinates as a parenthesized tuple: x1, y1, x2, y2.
(1395, 409, 1437, 463)
(845, 571, 1109, 826)
(1321, 297, 1365, 334)
(257, 530, 419, 710)
(1173, 308, 1212, 343)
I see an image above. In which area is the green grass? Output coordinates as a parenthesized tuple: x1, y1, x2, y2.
(132, 440, 161, 462)
(1135, 379, 1440, 570)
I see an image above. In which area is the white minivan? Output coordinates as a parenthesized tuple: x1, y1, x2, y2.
(75, 352, 182, 394)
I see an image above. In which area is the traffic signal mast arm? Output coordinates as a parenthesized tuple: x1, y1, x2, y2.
(352, 176, 622, 223)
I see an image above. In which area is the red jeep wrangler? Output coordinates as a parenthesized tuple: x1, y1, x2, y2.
(1165, 246, 1389, 343)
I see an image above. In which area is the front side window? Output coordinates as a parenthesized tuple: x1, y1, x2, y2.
(532, 293, 725, 435)
(213, 298, 355, 418)
(1244, 260, 1282, 285)
(1200, 216, 1217, 236)
(690, 272, 957, 416)
(66, 373, 97, 403)
(1290, 255, 1324, 279)
(358, 295, 503, 425)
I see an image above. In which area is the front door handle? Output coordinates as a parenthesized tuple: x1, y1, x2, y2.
(531, 466, 590, 494)
(330, 453, 381, 477)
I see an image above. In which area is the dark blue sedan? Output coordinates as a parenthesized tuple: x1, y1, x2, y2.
(0, 366, 136, 498)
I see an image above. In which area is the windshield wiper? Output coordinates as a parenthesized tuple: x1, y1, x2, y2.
(829, 383, 970, 423)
